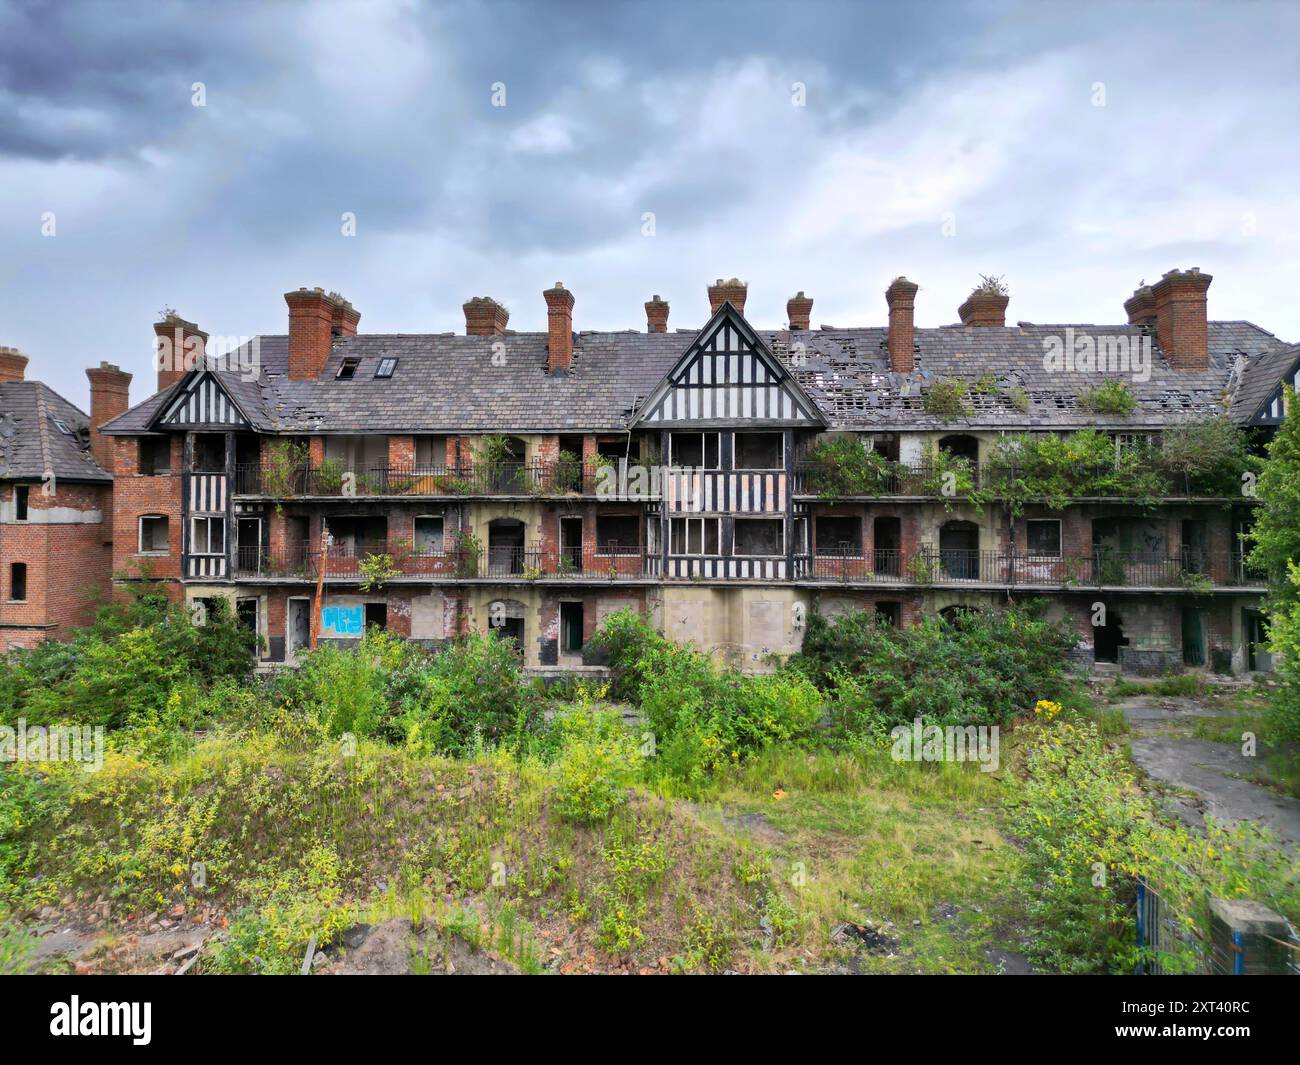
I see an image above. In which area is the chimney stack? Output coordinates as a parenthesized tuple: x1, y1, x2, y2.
(958, 286, 1009, 328)
(330, 293, 360, 337)
(1124, 283, 1156, 327)
(85, 361, 132, 473)
(787, 291, 813, 331)
(885, 277, 919, 374)
(463, 296, 509, 336)
(544, 282, 575, 374)
(0, 346, 28, 383)
(1152, 268, 1212, 371)
(284, 288, 347, 381)
(707, 277, 747, 315)
(645, 295, 669, 333)
(153, 313, 208, 393)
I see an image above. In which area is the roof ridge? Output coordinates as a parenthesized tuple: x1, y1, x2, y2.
(33, 383, 54, 478)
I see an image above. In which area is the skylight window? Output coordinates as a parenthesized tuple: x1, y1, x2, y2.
(375, 357, 398, 379)
(336, 357, 360, 380)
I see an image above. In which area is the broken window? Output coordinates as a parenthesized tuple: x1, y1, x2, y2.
(596, 515, 640, 553)
(669, 431, 720, 469)
(139, 437, 171, 475)
(191, 433, 225, 473)
(336, 357, 360, 380)
(670, 517, 720, 555)
(734, 432, 783, 470)
(191, 515, 225, 554)
(414, 515, 444, 554)
(14, 485, 28, 521)
(734, 518, 784, 556)
(815, 516, 863, 555)
(139, 515, 169, 554)
(1026, 519, 1061, 556)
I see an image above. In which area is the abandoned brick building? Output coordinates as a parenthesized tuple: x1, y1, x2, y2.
(14, 269, 1299, 673)
(0, 348, 131, 648)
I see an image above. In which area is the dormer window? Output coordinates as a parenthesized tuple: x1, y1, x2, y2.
(336, 357, 360, 380)
(374, 357, 397, 379)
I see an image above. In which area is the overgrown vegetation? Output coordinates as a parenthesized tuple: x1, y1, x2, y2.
(1077, 380, 1135, 416)
(922, 378, 972, 421)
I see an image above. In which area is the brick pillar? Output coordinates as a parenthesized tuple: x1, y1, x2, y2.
(885, 277, 919, 373)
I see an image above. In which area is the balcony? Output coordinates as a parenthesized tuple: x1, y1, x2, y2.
(231, 459, 615, 499)
(791, 462, 1257, 503)
(232, 541, 651, 582)
(797, 549, 1266, 590)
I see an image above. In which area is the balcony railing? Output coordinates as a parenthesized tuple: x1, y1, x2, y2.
(231, 541, 1264, 589)
(791, 462, 1255, 501)
(232, 459, 612, 499)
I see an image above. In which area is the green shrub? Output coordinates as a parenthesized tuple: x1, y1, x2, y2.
(551, 701, 640, 825)
(802, 437, 900, 500)
(922, 379, 972, 421)
(1077, 380, 1135, 416)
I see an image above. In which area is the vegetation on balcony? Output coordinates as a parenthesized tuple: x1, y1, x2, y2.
(801, 436, 901, 500)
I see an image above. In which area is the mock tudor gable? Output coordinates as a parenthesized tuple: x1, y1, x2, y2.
(152, 370, 252, 430)
(632, 302, 825, 428)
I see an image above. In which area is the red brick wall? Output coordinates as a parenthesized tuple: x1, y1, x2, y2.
(1, 479, 112, 642)
(111, 435, 184, 589)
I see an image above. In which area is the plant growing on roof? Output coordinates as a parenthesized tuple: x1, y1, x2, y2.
(922, 378, 972, 422)
(972, 273, 1009, 297)
(1077, 380, 1135, 417)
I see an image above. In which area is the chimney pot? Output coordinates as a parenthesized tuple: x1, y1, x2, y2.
(787, 291, 813, 331)
(544, 283, 575, 374)
(885, 277, 919, 373)
(707, 277, 748, 315)
(645, 295, 669, 333)
(85, 361, 132, 472)
(0, 346, 28, 383)
(1124, 283, 1156, 327)
(152, 314, 208, 393)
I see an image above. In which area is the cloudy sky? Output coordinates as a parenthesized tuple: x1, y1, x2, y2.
(2, 0, 1298, 409)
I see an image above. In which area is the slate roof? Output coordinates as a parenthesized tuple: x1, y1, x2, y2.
(101, 317, 1289, 436)
(1228, 341, 1300, 423)
(0, 381, 110, 482)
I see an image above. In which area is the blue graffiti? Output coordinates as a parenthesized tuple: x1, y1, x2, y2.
(321, 604, 364, 636)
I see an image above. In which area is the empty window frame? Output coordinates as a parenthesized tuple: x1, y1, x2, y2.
(596, 515, 640, 554)
(9, 562, 27, 602)
(191, 515, 225, 554)
(14, 485, 29, 521)
(374, 357, 398, 379)
(1026, 519, 1062, 556)
(670, 517, 720, 555)
(814, 516, 863, 555)
(336, 357, 361, 380)
(139, 515, 169, 554)
(669, 431, 720, 469)
(190, 434, 225, 473)
(139, 436, 171, 474)
(733, 517, 784, 557)
(733, 431, 783, 471)
(414, 515, 444, 554)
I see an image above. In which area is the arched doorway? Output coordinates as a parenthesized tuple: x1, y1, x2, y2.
(938, 434, 979, 464)
(939, 520, 980, 580)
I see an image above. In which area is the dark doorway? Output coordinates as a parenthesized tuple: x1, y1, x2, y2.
(236, 597, 258, 635)
(875, 601, 901, 627)
(1181, 607, 1205, 666)
(1094, 609, 1127, 664)
(1246, 610, 1272, 672)
(560, 601, 584, 654)
(939, 520, 980, 579)
(288, 598, 310, 659)
(487, 518, 526, 575)
(873, 516, 901, 576)
(364, 602, 387, 631)
(560, 516, 583, 572)
(1181, 519, 1207, 574)
(557, 435, 584, 491)
(938, 434, 979, 463)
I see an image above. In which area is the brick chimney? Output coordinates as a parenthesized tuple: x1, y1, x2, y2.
(544, 282, 575, 374)
(463, 296, 509, 336)
(707, 277, 747, 315)
(1123, 283, 1156, 327)
(0, 346, 28, 382)
(787, 291, 813, 331)
(85, 361, 132, 473)
(1152, 268, 1212, 371)
(153, 313, 208, 393)
(645, 295, 669, 333)
(958, 287, 1009, 327)
(284, 288, 341, 381)
(330, 293, 360, 337)
(885, 277, 919, 374)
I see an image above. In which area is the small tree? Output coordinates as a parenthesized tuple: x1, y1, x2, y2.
(1248, 388, 1300, 609)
